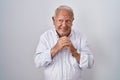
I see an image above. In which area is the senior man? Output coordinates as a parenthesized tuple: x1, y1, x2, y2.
(34, 5, 94, 80)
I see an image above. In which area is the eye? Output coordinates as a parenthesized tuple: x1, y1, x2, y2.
(58, 19, 63, 23)
(66, 20, 72, 23)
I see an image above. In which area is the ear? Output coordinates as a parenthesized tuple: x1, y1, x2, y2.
(73, 18, 74, 21)
(52, 16, 56, 25)
(52, 16, 55, 21)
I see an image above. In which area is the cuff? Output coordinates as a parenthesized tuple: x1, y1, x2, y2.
(79, 53, 88, 69)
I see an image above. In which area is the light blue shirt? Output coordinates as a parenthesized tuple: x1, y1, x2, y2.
(34, 29, 94, 80)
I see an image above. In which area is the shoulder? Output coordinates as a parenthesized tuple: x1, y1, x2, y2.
(72, 29, 84, 37)
(41, 29, 53, 35)
(39, 29, 55, 39)
(72, 29, 87, 40)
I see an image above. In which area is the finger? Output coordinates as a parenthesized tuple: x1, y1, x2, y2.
(60, 36, 68, 40)
(63, 42, 70, 47)
(59, 37, 71, 46)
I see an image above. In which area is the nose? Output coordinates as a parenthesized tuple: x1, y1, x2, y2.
(62, 20, 67, 27)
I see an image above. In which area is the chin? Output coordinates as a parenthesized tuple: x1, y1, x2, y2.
(60, 33, 68, 37)
(57, 30, 69, 37)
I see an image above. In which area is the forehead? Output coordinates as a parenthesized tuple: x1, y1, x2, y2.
(55, 9, 73, 19)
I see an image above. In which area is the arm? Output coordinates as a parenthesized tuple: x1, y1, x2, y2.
(34, 35, 53, 68)
(60, 36, 94, 69)
(78, 35, 94, 69)
(34, 35, 72, 68)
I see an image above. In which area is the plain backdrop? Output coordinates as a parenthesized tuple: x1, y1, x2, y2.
(0, 0, 120, 80)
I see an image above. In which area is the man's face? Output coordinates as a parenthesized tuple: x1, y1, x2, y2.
(52, 9, 74, 37)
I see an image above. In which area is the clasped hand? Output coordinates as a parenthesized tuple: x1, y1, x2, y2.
(51, 36, 80, 62)
(55, 36, 76, 54)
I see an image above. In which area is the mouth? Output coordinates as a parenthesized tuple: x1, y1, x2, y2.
(60, 28, 70, 36)
(60, 28, 68, 32)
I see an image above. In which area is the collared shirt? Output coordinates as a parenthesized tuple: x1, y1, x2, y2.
(34, 29, 94, 80)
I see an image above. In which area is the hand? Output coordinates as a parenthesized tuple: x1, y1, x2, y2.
(51, 36, 70, 58)
(61, 37, 80, 63)
(55, 36, 76, 54)
(60, 37, 76, 53)
(51, 36, 80, 62)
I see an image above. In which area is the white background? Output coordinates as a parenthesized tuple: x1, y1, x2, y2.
(0, 0, 120, 80)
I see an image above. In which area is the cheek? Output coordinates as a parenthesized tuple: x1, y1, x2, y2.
(54, 24, 60, 31)
(68, 23, 72, 26)
(54, 23, 61, 29)
(66, 24, 72, 29)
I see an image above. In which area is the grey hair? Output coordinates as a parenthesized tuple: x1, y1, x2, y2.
(54, 5, 74, 19)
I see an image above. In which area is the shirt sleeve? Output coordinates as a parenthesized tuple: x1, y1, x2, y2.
(78, 34, 94, 69)
(34, 34, 53, 68)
